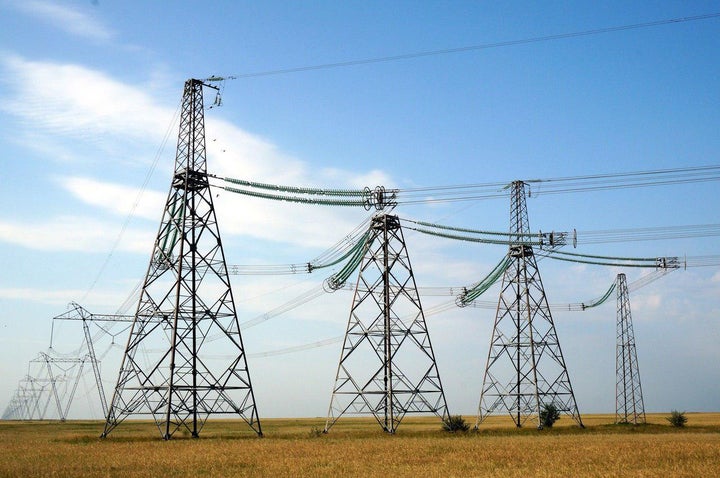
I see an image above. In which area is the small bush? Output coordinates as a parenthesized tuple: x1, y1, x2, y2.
(666, 410, 688, 427)
(539, 402, 561, 429)
(308, 426, 324, 438)
(442, 415, 470, 433)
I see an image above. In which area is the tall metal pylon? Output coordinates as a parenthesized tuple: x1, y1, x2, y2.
(53, 302, 115, 419)
(615, 273, 646, 425)
(324, 213, 449, 433)
(102, 79, 261, 439)
(476, 181, 583, 429)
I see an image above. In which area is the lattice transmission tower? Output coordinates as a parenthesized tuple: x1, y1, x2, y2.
(102, 79, 261, 439)
(4, 353, 91, 421)
(324, 213, 450, 433)
(476, 180, 583, 429)
(615, 273, 646, 425)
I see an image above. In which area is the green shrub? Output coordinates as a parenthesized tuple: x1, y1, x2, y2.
(308, 426, 324, 437)
(666, 410, 688, 427)
(442, 415, 470, 432)
(539, 402, 561, 429)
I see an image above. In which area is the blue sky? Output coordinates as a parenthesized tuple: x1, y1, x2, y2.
(0, 0, 719, 420)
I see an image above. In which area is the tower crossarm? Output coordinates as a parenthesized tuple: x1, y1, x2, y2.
(52, 302, 135, 323)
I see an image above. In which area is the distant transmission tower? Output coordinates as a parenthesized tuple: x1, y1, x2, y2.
(476, 181, 583, 429)
(324, 213, 449, 433)
(53, 302, 117, 419)
(102, 79, 261, 439)
(615, 273, 646, 425)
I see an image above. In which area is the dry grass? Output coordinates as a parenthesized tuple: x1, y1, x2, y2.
(1, 413, 719, 477)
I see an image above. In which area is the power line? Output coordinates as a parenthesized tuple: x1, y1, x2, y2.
(80, 104, 182, 303)
(215, 164, 720, 207)
(227, 13, 720, 79)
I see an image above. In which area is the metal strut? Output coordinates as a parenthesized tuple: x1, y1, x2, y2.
(476, 181, 584, 429)
(324, 213, 450, 433)
(615, 273, 646, 425)
(101, 78, 262, 439)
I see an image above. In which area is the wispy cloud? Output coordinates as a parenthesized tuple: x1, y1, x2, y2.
(0, 215, 153, 254)
(9, 0, 114, 41)
(58, 176, 165, 221)
(1, 55, 172, 147)
(0, 286, 131, 308)
(0, 55, 395, 252)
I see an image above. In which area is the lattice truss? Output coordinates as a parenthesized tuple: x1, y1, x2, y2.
(1, 352, 91, 421)
(102, 79, 261, 439)
(615, 273, 646, 424)
(477, 181, 583, 428)
(325, 214, 449, 433)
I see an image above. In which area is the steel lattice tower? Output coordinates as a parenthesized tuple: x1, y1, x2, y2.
(615, 273, 646, 425)
(102, 79, 261, 439)
(324, 213, 449, 433)
(476, 181, 583, 429)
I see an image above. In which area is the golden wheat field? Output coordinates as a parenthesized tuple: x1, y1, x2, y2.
(0, 413, 719, 477)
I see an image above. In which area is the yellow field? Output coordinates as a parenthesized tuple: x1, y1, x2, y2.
(1, 413, 719, 477)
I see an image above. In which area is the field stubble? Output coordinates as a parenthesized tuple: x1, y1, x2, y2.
(0, 413, 719, 477)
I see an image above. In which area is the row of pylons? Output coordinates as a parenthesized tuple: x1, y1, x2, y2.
(97, 79, 645, 439)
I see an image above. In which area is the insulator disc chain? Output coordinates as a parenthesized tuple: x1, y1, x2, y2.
(363, 186, 398, 210)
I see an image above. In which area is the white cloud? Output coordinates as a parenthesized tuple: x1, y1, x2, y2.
(1, 55, 172, 146)
(58, 176, 165, 221)
(0, 215, 153, 253)
(631, 293, 662, 313)
(9, 0, 114, 41)
(0, 55, 396, 251)
(0, 286, 125, 308)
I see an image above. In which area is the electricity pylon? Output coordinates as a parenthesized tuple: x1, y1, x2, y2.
(615, 273, 646, 424)
(2, 376, 49, 420)
(102, 79, 261, 439)
(33, 353, 89, 421)
(476, 181, 583, 429)
(52, 302, 127, 419)
(324, 213, 449, 433)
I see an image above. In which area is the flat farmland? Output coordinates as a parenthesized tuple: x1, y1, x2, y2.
(1, 413, 719, 477)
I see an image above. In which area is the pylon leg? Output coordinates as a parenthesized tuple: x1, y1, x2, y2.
(615, 273, 646, 425)
(476, 181, 583, 429)
(102, 79, 261, 439)
(325, 214, 450, 433)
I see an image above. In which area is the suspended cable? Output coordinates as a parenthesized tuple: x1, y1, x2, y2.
(217, 175, 366, 197)
(577, 223, 720, 245)
(628, 267, 678, 291)
(684, 254, 720, 268)
(325, 231, 376, 290)
(227, 13, 720, 79)
(405, 225, 533, 246)
(403, 217, 545, 237)
(80, 103, 181, 303)
(547, 249, 658, 262)
(539, 252, 679, 269)
(227, 216, 374, 275)
(222, 185, 368, 206)
(238, 286, 327, 330)
(214, 165, 720, 208)
(246, 297, 459, 359)
(248, 336, 344, 358)
(457, 256, 513, 306)
(394, 165, 720, 201)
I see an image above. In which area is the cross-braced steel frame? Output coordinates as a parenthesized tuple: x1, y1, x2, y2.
(476, 181, 583, 429)
(2, 375, 54, 420)
(102, 79, 261, 439)
(615, 273, 646, 425)
(325, 213, 450, 433)
(52, 302, 116, 419)
(2, 352, 90, 421)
